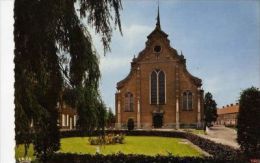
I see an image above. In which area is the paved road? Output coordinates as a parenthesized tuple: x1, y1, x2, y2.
(200, 125, 239, 149)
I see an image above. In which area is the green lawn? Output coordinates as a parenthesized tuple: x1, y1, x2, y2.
(16, 136, 203, 160)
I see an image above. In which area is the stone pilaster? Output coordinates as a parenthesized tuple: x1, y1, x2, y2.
(197, 95, 201, 128)
(116, 101, 121, 129)
(176, 97, 180, 129)
(137, 99, 141, 128)
(197, 88, 202, 128)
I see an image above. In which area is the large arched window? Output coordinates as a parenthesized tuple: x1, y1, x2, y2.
(182, 91, 192, 110)
(151, 71, 157, 104)
(158, 71, 165, 104)
(125, 92, 134, 112)
(150, 69, 166, 105)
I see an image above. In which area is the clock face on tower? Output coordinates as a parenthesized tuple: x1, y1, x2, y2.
(154, 45, 161, 53)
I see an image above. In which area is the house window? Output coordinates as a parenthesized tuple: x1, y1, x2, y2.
(182, 91, 193, 110)
(125, 92, 134, 112)
(150, 69, 166, 105)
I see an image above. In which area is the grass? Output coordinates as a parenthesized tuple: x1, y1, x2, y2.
(16, 136, 204, 160)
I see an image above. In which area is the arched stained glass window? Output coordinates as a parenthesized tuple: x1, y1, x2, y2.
(125, 92, 134, 112)
(151, 71, 157, 104)
(150, 70, 166, 105)
(158, 71, 165, 104)
(183, 92, 187, 110)
(182, 91, 192, 110)
(188, 92, 192, 110)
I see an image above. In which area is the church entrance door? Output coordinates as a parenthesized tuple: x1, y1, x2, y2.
(153, 113, 163, 128)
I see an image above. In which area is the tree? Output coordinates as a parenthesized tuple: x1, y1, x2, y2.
(106, 108, 115, 128)
(14, 0, 122, 161)
(237, 87, 260, 159)
(204, 92, 218, 127)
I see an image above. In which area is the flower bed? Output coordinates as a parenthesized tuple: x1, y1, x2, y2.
(88, 134, 125, 145)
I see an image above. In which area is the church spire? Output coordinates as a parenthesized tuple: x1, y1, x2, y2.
(156, 0, 161, 30)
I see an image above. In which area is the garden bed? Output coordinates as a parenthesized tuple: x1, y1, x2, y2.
(16, 130, 241, 162)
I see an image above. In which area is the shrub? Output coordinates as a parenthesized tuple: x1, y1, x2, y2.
(127, 119, 134, 131)
(237, 87, 260, 159)
(88, 134, 125, 145)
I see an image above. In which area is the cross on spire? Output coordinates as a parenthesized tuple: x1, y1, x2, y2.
(156, 0, 161, 30)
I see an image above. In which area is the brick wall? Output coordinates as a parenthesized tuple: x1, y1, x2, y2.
(115, 26, 204, 129)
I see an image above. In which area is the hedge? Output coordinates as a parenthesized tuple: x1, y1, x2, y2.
(60, 130, 186, 138)
(34, 153, 244, 163)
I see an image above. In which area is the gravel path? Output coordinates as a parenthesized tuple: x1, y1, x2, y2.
(199, 125, 239, 149)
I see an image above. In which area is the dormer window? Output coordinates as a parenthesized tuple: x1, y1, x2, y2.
(153, 45, 161, 53)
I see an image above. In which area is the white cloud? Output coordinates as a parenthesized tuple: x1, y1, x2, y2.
(90, 24, 153, 74)
(122, 24, 153, 47)
(100, 56, 131, 73)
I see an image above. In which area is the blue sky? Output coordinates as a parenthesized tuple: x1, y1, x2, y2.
(88, 0, 260, 112)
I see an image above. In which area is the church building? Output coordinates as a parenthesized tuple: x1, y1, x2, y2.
(115, 8, 204, 129)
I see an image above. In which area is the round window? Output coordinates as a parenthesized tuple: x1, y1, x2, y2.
(154, 45, 161, 53)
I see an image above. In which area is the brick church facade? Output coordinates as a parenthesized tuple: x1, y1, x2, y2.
(115, 9, 204, 129)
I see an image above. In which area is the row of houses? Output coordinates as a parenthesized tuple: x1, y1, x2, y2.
(216, 103, 239, 127)
(57, 102, 77, 131)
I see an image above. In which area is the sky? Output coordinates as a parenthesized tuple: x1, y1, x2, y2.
(88, 0, 260, 112)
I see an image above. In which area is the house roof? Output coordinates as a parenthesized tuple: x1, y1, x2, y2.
(217, 104, 239, 115)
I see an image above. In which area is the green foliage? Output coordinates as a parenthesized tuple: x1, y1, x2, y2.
(106, 108, 115, 128)
(14, 0, 122, 161)
(204, 92, 218, 126)
(237, 87, 260, 159)
(127, 119, 134, 131)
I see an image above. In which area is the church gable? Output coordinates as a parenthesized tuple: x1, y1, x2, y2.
(134, 27, 180, 63)
(117, 27, 202, 89)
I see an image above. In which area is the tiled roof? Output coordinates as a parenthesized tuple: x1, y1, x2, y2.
(217, 104, 239, 115)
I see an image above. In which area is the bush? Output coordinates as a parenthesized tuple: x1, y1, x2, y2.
(127, 119, 134, 131)
(88, 134, 125, 145)
(237, 87, 260, 159)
